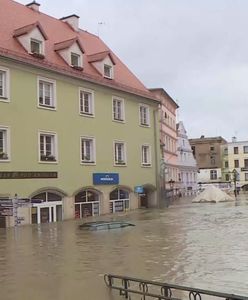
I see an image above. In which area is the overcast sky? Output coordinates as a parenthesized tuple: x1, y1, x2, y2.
(17, 0, 248, 141)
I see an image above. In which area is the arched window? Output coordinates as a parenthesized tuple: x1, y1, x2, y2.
(109, 188, 130, 213)
(75, 190, 99, 203)
(32, 192, 62, 202)
(31, 191, 63, 224)
(75, 189, 100, 218)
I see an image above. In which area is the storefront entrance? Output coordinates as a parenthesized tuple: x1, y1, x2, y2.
(109, 188, 130, 213)
(0, 216, 6, 228)
(31, 192, 63, 224)
(75, 189, 100, 218)
(140, 192, 148, 208)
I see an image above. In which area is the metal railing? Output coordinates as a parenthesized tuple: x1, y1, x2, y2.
(104, 274, 248, 300)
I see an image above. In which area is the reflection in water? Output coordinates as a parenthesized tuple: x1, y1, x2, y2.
(1, 198, 248, 299)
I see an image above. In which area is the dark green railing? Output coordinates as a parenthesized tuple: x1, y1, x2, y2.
(104, 274, 248, 300)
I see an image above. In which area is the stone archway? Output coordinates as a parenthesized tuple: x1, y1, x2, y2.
(139, 184, 157, 208)
(30, 189, 66, 224)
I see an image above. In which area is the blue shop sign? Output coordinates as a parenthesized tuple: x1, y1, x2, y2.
(93, 173, 119, 185)
(134, 186, 144, 193)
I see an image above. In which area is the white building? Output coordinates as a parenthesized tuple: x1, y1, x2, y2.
(177, 122, 198, 196)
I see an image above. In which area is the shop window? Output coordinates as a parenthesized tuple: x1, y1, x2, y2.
(109, 188, 129, 213)
(75, 190, 100, 218)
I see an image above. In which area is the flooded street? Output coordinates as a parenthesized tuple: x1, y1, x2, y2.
(1, 198, 248, 299)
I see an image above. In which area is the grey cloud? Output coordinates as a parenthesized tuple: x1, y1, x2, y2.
(17, 0, 248, 141)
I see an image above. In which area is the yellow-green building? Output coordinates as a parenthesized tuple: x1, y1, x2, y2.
(0, 0, 161, 227)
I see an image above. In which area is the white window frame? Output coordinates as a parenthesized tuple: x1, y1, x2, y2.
(37, 77, 56, 110)
(0, 66, 10, 102)
(141, 144, 151, 167)
(139, 104, 150, 127)
(0, 126, 10, 162)
(71, 52, 82, 68)
(210, 169, 217, 180)
(112, 97, 125, 122)
(79, 88, 94, 117)
(114, 140, 127, 166)
(104, 64, 113, 79)
(80, 136, 96, 165)
(38, 131, 58, 163)
(30, 38, 43, 55)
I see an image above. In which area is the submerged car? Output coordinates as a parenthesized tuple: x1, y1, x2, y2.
(79, 221, 135, 231)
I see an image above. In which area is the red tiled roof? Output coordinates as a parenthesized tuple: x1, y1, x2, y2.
(13, 21, 48, 40)
(54, 37, 85, 53)
(87, 51, 116, 65)
(149, 88, 179, 108)
(0, 0, 159, 102)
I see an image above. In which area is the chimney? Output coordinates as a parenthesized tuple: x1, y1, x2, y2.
(60, 14, 80, 32)
(26, 1, 40, 12)
(232, 136, 237, 143)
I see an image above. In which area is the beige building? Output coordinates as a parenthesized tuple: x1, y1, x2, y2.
(189, 136, 227, 184)
(222, 138, 248, 190)
(150, 88, 179, 196)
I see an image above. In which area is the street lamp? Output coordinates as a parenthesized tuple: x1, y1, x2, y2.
(232, 169, 238, 199)
(169, 179, 175, 200)
(160, 159, 167, 199)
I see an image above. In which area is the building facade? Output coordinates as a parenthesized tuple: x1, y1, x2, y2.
(0, 0, 161, 227)
(176, 122, 198, 196)
(221, 138, 248, 190)
(189, 136, 227, 185)
(149, 88, 179, 196)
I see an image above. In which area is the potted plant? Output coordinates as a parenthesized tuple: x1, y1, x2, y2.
(41, 154, 56, 161)
(0, 152, 8, 159)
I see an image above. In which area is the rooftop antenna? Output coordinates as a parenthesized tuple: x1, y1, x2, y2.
(97, 22, 106, 37)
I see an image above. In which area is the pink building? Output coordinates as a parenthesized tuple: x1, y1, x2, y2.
(150, 89, 179, 194)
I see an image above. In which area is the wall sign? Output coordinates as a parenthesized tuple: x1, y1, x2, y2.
(134, 186, 144, 193)
(93, 173, 119, 185)
(0, 172, 58, 179)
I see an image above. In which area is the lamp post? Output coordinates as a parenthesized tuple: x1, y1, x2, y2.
(232, 169, 238, 199)
(160, 159, 167, 200)
(169, 179, 175, 201)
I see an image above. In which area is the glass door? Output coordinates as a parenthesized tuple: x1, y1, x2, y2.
(40, 207, 49, 223)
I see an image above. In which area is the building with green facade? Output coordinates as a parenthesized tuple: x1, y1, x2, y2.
(0, 0, 161, 227)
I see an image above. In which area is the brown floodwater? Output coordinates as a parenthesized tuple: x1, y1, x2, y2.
(1, 198, 248, 300)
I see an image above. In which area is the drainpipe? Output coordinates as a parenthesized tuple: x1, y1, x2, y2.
(153, 104, 161, 208)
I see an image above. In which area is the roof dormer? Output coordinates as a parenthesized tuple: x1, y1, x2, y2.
(87, 51, 116, 79)
(13, 22, 47, 58)
(54, 37, 84, 70)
